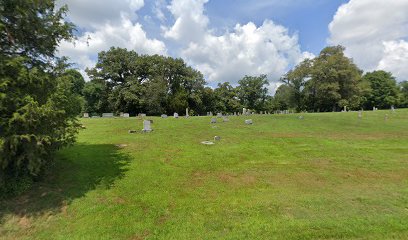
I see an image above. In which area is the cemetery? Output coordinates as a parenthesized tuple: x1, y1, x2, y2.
(2, 1, 408, 239)
(1, 109, 408, 239)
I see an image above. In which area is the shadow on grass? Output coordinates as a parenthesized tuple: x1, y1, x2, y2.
(0, 143, 131, 221)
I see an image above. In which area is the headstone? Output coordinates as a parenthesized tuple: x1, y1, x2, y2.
(217, 113, 222, 118)
(102, 113, 114, 118)
(210, 118, 217, 124)
(358, 111, 362, 119)
(161, 114, 168, 118)
(83, 113, 89, 118)
(214, 136, 221, 141)
(391, 105, 395, 113)
(91, 116, 100, 118)
(186, 108, 189, 117)
(209, 112, 213, 117)
(245, 119, 253, 125)
(201, 141, 214, 145)
(123, 113, 130, 118)
(140, 113, 146, 118)
(243, 108, 246, 115)
(223, 117, 229, 122)
(142, 120, 152, 132)
(120, 112, 124, 117)
(174, 112, 179, 118)
(344, 106, 347, 112)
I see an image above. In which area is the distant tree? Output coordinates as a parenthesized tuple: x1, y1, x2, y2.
(214, 82, 241, 113)
(63, 69, 85, 96)
(273, 84, 292, 110)
(0, 0, 79, 194)
(237, 74, 269, 111)
(303, 46, 363, 111)
(399, 81, 408, 108)
(86, 48, 206, 115)
(82, 80, 110, 114)
(280, 59, 312, 111)
(362, 70, 399, 109)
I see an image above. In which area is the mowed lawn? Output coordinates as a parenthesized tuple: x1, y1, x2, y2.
(1, 110, 408, 239)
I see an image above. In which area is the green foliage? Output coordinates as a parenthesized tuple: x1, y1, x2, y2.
(363, 70, 400, 109)
(214, 82, 241, 113)
(86, 47, 207, 115)
(399, 81, 408, 107)
(0, 0, 78, 195)
(237, 74, 269, 110)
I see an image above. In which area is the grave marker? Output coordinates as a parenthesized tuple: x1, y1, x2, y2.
(142, 120, 152, 132)
(102, 113, 114, 118)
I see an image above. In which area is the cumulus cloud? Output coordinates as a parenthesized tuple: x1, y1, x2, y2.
(329, 0, 408, 80)
(378, 40, 408, 80)
(57, 0, 167, 79)
(57, 0, 144, 29)
(163, 0, 209, 44)
(164, 0, 312, 92)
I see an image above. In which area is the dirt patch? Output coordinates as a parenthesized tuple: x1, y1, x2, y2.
(129, 230, 150, 240)
(217, 172, 257, 187)
(113, 197, 126, 205)
(18, 215, 31, 228)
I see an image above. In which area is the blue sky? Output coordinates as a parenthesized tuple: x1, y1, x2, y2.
(57, 0, 408, 92)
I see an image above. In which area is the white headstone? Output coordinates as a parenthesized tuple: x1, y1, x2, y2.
(120, 112, 124, 117)
(123, 113, 130, 118)
(161, 114, 168, 118)
(245, 119, 253, 125)
(223, 117, 229, 122)
(83, 113, 89, 118)
(358, 111, 362, 119)
(186, 108, 189, 117)
(243, 108, 246, 115)
(174, 112, 179, 118)
(217, 113, 222, 118)
(102, 113, 113, 118)
(141, 113, 146, 118)
(142, 120, 152, 132)
(210, 118, 217, 124)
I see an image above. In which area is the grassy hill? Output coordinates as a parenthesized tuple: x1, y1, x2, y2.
(1, 110, 408, 239)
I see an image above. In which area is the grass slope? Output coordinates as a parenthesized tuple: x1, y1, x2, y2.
(1, 110, 408, 239)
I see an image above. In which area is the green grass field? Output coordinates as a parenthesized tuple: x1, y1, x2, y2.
(1, 110, 408, 239)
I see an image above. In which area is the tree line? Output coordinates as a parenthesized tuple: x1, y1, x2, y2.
(74, 46, 408, 116)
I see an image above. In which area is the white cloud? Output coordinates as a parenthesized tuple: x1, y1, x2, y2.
(164, 0, 312, 93)
(163, 0, 209, 43)
(329, 0, 408, 80)
(57, 0, 167, 80)
(57, 0, 144, 29)
(153, 0, 167, 22)
(378, 40, 408, 80)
